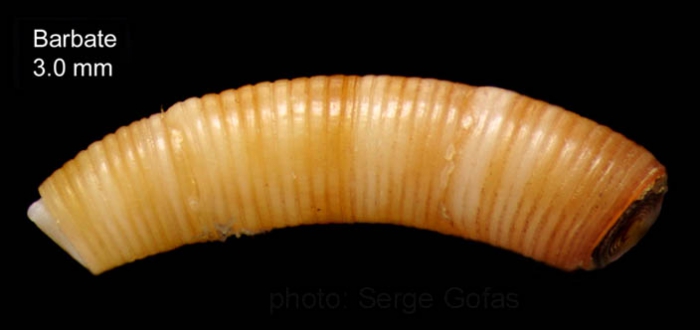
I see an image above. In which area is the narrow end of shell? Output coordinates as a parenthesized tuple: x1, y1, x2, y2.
(588, 172, 668, 270)
(28, 199, 88, 269)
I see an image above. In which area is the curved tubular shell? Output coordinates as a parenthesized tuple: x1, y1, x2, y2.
(27, 75, 667, 274)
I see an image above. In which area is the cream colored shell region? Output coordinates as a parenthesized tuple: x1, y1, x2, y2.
(28, 75, 665, 274)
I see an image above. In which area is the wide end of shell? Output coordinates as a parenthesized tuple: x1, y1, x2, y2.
(589, 172, 668, 270)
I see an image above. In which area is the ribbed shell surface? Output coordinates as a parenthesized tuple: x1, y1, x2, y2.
(36, 75, 665, 274)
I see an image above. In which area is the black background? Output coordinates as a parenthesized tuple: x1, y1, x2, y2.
(7, 9, 693, 323)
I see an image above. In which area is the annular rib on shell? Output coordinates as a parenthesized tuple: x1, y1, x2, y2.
(27, 75, 667, 274)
